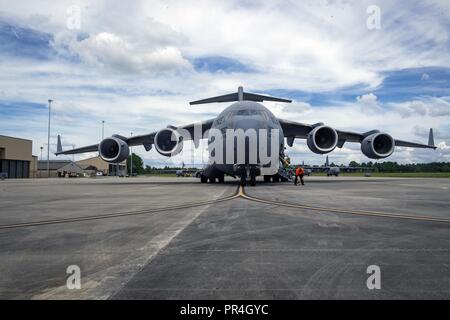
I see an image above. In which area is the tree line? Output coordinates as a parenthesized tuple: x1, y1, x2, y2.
(129, 153, 450, 175)
(345, 161, 450, 173)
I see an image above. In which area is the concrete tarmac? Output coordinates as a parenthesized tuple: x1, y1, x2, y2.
(0, 176, 449, 299)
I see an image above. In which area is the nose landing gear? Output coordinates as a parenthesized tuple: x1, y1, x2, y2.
(236, 164, 259, 186)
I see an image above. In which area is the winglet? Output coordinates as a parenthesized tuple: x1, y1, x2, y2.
(56, 134, 63, 154)
(428, 128, 435, 147)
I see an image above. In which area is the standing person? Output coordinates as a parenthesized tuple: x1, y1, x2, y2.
(294, 166, 305, 186)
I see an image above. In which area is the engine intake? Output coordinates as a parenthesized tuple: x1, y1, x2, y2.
(154, 128, 183, 157)
(307, 125, 338, 154)
(361, 132, 394, 159)
(98, 137, 129, 163)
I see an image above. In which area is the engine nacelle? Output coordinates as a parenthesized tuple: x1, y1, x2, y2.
(361, 132, 395, 159)
(98, 137, 129, 163)
(307, 125, 338, 154)
(154, 127, 183, 157)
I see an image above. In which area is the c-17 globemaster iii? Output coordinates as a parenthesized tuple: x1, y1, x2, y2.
(56, 86, 436, 186)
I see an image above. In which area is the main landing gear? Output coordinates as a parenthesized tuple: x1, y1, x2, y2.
(200, 174, 225, 184)
(263, 173, 289, 183)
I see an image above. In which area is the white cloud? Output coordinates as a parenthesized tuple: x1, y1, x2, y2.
(389, 97, 450, 118)
(356, 93, 382, 113)
(66, 32, 191, 73)
(0, 0, 450, 166)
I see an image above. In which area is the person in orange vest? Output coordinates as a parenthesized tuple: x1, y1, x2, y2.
(294, 166, 305, 186)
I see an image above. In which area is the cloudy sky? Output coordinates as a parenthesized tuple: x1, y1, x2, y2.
(1, 0, 449, 166)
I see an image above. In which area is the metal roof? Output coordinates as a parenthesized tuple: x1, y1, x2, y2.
(37, 160, 71, 170)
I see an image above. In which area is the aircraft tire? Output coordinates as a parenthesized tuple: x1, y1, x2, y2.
(200, 175, 207, 183)
(218, 176, 225, 183)
(263, 175, 271, 182)
(272, 175, 280, 182)
(209, 177, 216, 183)
(240, 175, 246, 186)
(250, 174, 256, 186)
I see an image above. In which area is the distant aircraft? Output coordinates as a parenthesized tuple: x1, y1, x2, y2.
(56, 87, 436, 186)
(324, 155, 342, 176)
(300, 156, 371, 176)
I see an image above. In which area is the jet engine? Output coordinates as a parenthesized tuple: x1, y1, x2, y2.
(307, 125, 338, 154)
(154, 127, 183, 157)
(98, 137, 129, 163)
(361, 132, 395, 159)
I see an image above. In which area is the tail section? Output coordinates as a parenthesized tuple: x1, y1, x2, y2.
(428, 128, 435, 147)
(57, 134, 63, 154)
(189, 86, 292, 105)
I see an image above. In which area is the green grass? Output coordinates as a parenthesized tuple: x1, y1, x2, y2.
(142, 173, 179, 177)
(313, 172, 450, 178)
(142, 172, 450, 178)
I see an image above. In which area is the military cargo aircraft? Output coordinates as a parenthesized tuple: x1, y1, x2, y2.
(56, 87, 436, 186)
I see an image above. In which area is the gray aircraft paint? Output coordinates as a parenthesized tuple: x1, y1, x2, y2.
(55, 87, 436, 185)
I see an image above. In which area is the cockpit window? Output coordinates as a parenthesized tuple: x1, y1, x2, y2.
(234, 109, 262, 116)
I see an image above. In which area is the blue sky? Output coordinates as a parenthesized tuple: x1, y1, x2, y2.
(0, 0, 449, 166)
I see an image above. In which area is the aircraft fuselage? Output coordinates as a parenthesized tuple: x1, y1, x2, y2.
(202, 101, 284, 180)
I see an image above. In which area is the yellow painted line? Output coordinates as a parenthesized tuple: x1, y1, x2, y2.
(3, 184, 447, 229)
(238, 186, 450, 224)
(0, 187, 241, 230)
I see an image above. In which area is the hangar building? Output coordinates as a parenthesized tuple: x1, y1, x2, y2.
(76, 155, 127, 176)
(37, 156, 126, 177)
(0, 135, 37, 178)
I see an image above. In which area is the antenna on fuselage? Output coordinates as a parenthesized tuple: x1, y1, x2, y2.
(189, 86, 292, 105)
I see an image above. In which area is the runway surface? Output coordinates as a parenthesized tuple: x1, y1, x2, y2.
(0, 176, 449, 299)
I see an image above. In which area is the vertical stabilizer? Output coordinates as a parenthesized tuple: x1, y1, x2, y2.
(238, 86, 244, 101)
(428, 128, 435, 147)
(57, 135, 62, 154)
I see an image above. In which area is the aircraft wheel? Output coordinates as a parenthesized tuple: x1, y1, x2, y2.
(250, 174, 256, 186)
(218, 176, 225, 183)
(240, 175, 246, 186)
(272, 175, 280, 182)
(263, 175, 271, 183)
(200, 175, 207, 183)
(209, 177, 216, 183)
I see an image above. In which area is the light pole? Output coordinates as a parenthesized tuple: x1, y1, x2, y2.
(102, 120, 105, 140)
(47, 99, 53, 178)
(130, 132, 133, 177)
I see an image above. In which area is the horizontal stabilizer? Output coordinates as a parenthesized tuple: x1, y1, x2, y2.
(189, 86, 291, 105)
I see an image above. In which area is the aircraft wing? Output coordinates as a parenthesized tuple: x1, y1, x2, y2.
(55, 118, 215, 156)
(177, 118, 215, 148)
(278, 119, 436, 149)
